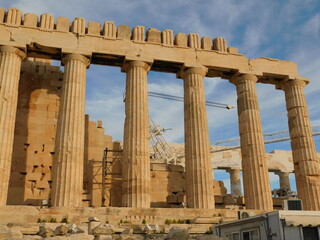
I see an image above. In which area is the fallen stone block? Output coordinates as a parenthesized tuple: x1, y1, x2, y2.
(89, 221, 101, 234)
(94, 235, 112, 240)
(112, 226, 126, 234)
(88, 217, 100, 222)
(54, 224, 68, 236)
(0, 226, 23, 239)
(77, 223, 89, 235)
(144, 224, 152, 233)
(145, 234, 166, 239)
(20, 235, 42, 240)
(166, 227, 189, 240)
(132, 224, 144, 234)
(121, 228, 133, 235)
(92, 223, 114, 235)
(114, 234, 144, 240)
(68, 223, 85, 234)
(7, 223, 39, 235)
(41, 236, 68, 240)
(38, 223, 62, 237)
(68, 233, 95, 240)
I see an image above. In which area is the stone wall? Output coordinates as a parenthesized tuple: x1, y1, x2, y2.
(7, 59, 120, 206)
(8, 59, 62, 205)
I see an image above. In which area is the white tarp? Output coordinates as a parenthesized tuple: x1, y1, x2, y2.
(284, 216, 320, 227)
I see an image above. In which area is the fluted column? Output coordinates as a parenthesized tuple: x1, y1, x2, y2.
(227, 168, 242, 197)
(51, 53, 90, 207)
(0, 46, 25, 205)
(275, 171, 291, 190)
(279, 79, 320, 210)
(122, 60, 151, 208)
(231, 74, 273, 210)
(181, 66, 214, 209)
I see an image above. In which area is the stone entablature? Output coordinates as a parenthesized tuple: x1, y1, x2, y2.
(0, 8, 302, 82)
(169, 143, 296, 173)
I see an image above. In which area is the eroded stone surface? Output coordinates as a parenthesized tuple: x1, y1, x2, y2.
(279, 79, 320, 210)
(0, 46, 25, 205)
(122, 61, 151, 208)
(92, 224, 115, 235)
(166, 227, 189, 240)
(51, 54, 90, 207)
(231, 74, 273, 210)
(181, 67, 214, 209)
(0, 7, 317, 213)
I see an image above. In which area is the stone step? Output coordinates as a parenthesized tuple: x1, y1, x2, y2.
(164, 224, 212, 234)
(194, 217, 221, 224)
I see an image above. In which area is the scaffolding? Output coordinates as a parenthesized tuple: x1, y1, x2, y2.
(101, 148, 123, 207)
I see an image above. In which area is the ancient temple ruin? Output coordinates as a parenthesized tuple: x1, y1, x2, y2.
(0, 8, 319, 213)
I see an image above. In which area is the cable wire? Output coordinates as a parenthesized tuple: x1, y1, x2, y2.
(148, 91, 234, 109)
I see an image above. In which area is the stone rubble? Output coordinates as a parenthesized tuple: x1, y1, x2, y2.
(0, 219, 228, 240)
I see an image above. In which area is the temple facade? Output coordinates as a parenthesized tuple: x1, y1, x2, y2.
(0, 8, 319, 211)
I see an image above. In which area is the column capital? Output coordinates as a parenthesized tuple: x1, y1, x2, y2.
(274, 171, 291, 177)
(229, 73, 258, 85)
(178, 65, 208, 79)
(226, 168, 241, 174)
(0, 45, 26, 60)
(122, 60, 151, 73)
(61, 53, 90, 68)
(276, 78, 308, 91)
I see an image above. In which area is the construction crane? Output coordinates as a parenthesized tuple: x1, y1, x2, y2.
(211, 125, 320, 152)
(149, 119, 178, 164)
(147, 91, 234, 162)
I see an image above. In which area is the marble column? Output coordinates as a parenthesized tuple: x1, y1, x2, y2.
(231, 74, 273, 210)
(227, 168, 242, 197)
(275, 171, 291, 190)
(279, 79, 320, 210)
(0, 46, 25, 205)
(181, 66, 214, 209)
(51, 53, 90, 207)
(122, 60, 151, 208)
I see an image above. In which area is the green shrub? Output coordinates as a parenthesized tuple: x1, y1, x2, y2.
(61, 216, 69, 224)
(177, 219, 184, 224)
(165, 219, 171, 225)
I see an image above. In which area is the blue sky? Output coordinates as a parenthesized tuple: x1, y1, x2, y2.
(3, 0, 320, 193)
